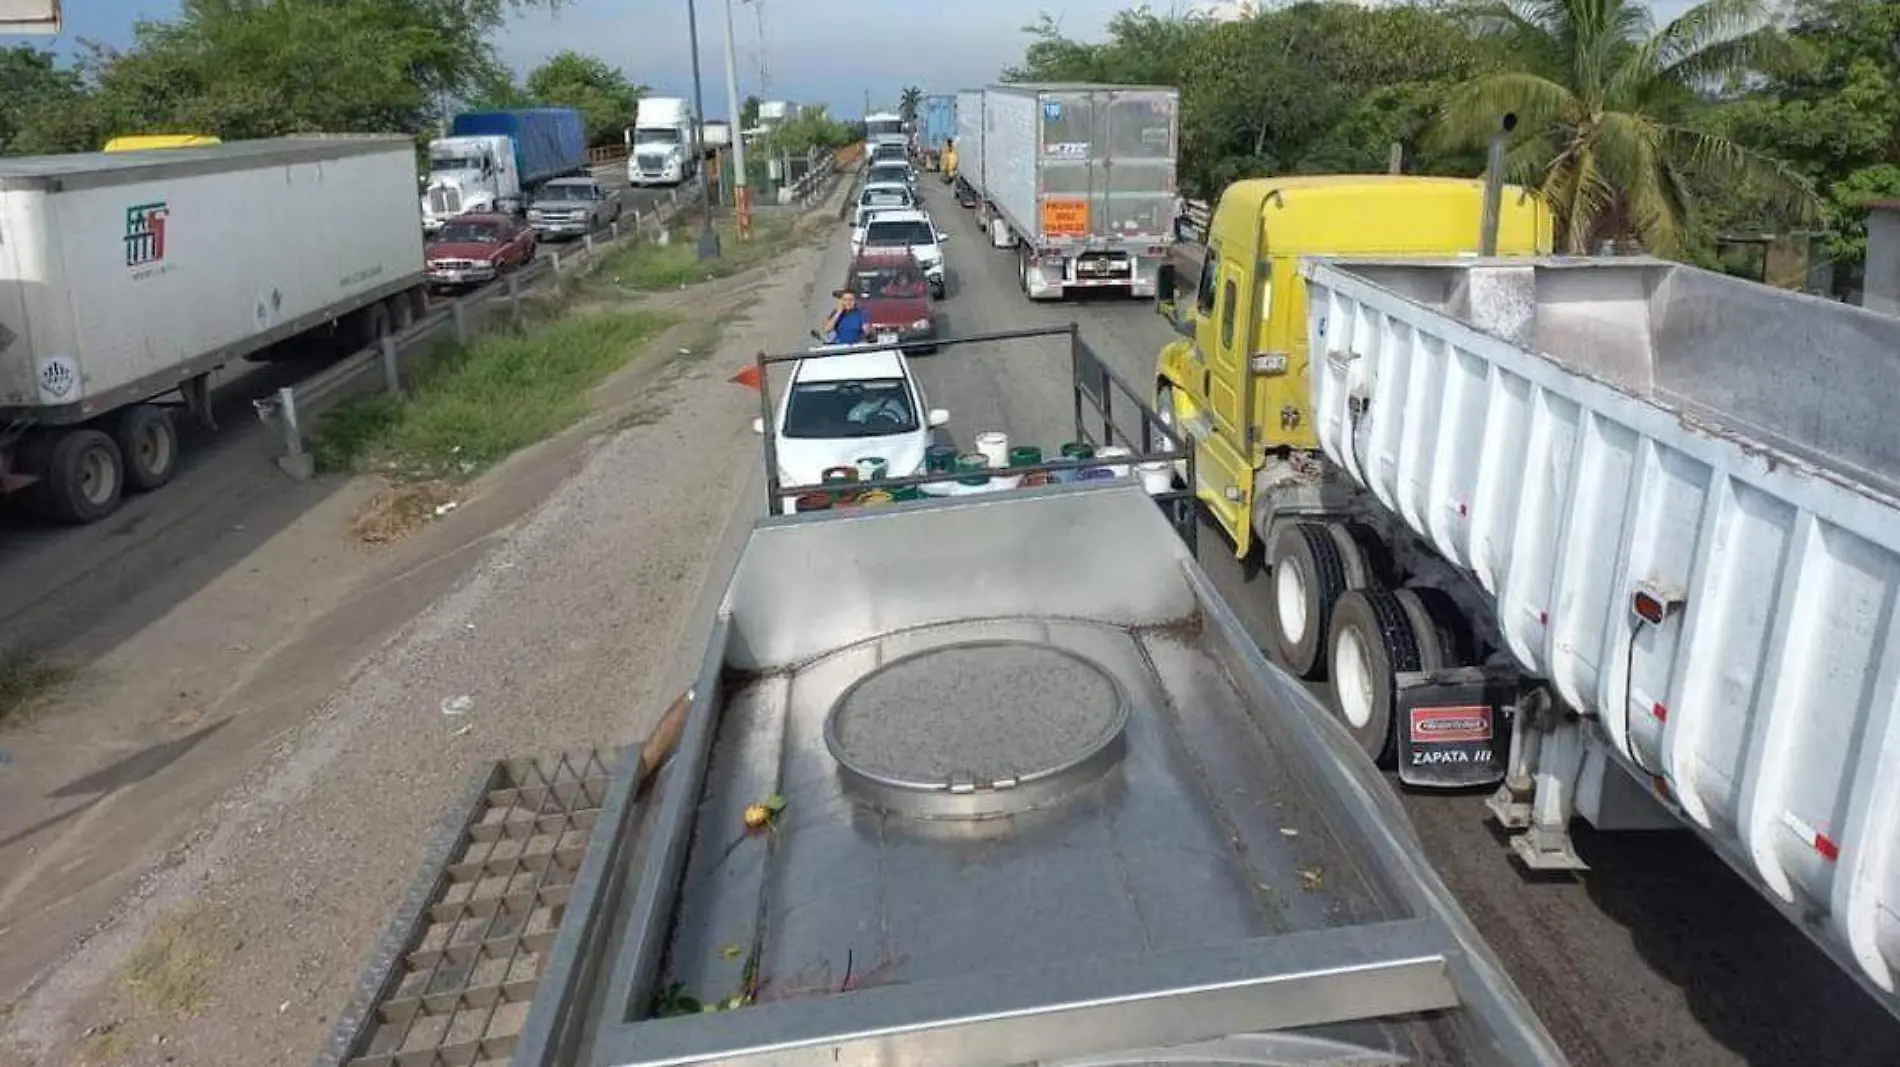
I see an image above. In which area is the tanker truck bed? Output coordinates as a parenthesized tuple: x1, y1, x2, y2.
(495, 483, 1564, 1067)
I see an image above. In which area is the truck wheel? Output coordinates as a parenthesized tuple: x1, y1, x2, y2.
(1326, 586, 1426, 767)
(352, 301, 392, 352)
(1265, 522, 1350, 679)
(1392, 586, 1475, 670)
(114, 405, 179, 493)
(39, 428, 125, 524)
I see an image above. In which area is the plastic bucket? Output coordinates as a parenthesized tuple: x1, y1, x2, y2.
(1008, 445, 1044, 468)
(1096, 445, 1133, 478)
(794, 492, 833, 512)
(1136, 460, 1172, 495)
(975, 430, 1010, 468)
(857, 489, 895, 507)
(822, 466, 859, 485)
(1054, 441, 1095, 484)
(955, 452, 991, 487)
(889, 484, 922, 501)
(925, 444, 958, 472)
(854, 456, 890, 482)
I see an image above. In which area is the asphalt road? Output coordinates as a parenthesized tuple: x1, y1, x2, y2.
(899, 175, 1900, 1066)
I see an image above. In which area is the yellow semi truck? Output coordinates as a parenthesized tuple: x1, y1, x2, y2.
(1153, 172, 1554, 787)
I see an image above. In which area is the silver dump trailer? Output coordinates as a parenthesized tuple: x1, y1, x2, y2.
(1301, 255, 1900, 1020)
(324, 331, 1569, 1067)
(964, 84, 1179, 301)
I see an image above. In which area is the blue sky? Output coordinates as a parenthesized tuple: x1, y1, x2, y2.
(8, 0, 1698, 120)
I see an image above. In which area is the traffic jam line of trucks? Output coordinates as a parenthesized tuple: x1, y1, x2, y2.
(925, 83, 1900, 1024)
(0, 108, 614, 527)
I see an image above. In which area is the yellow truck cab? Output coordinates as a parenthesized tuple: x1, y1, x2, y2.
(103, 134, 222, 152)
(1152, 174, 1553, 789)
(1154, 175, 1552, 558)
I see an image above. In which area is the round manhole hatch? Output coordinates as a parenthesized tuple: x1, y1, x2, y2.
(824, 639, 1128, 819)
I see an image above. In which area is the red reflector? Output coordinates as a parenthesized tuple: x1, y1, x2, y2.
(1537, 609, 1549, 625)
(1632, 590, 1668, 625)
(1815, 834, 1841, 861)
(1651, 702, 1668, 722)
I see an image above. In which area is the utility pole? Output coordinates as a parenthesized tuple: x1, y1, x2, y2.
(685, 0, 719, 258)
(744, 0, 769, 99)
(721, 0, 751, 239)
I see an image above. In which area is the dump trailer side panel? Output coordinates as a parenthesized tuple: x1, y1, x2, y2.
(1303, 256, 1900, 1017)
(0, 136, 425, 421)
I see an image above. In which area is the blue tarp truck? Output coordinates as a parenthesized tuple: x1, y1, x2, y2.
(918, 94, 956, 171)
(449, 109, 587, 189)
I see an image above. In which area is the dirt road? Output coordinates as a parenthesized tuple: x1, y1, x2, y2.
(0, 207, 835, 1067)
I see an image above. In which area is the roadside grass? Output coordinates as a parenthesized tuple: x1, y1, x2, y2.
(591, 215, 804, 292)
(0, 649, 74, 724)
(313, 308, 679, 480)
(120, 903, 228, 1019)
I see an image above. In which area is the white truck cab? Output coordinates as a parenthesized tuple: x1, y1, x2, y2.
(627, 97, 697, 187)
(421, 135, 521, 233)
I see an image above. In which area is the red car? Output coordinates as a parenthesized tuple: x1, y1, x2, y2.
(424, 213, 536, 292)
(845, 249, 938, 353)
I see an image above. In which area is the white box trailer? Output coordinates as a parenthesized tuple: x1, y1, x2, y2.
(1301, 254, 1900, 1020)
(0, 135, 426, 523)
(952, 89, 985, 197)
(970, 83, 1178, 301)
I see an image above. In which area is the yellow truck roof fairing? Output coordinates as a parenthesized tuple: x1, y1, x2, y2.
(103, 135, 223, 153)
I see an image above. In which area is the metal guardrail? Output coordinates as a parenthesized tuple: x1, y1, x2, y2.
(254, 155, 844, 478)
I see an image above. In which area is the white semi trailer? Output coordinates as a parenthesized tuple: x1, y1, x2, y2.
(1299, 254, 1900, 1021)
(959, 84, 1179, 301)
(0, 135, 426, 524)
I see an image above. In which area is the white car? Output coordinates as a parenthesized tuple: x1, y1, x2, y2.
(857, 209, 949, 298)
(850, 205, 922, 252)
(852, 182, 914, 226)
(752, 347, 949, 512)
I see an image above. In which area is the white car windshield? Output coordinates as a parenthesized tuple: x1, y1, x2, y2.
(864, 221, 934, 247)
(537, 184, 595, 201)
(783, 379, 918, 439)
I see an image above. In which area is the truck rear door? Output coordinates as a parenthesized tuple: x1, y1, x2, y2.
(1035, 90, 1177, 251)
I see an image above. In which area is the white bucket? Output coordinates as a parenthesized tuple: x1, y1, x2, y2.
(1136, 460, 1172, 496)
(975, 430, 1010, 468)
(1097, 445, 1133, 478)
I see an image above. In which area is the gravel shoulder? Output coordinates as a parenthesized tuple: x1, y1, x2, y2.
(0, 214, 833, 1067)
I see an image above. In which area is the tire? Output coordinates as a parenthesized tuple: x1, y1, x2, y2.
(1265, 522, 1350, 679)
(352, 300, 392, 352)
(38, 428, 125, 524)
(1393, 586, 1475, 670)
(114, 404, 179, 494)
(1326, 586, 1426, 767)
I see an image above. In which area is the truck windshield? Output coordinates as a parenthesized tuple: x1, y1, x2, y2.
(865, 120, 904, 138)
(783, 379, 918, 438)
(634, 129, 682, 146)
(864, 221, 934, 247)
(430, 156, 481, 172)
(436, 222, 502, 244)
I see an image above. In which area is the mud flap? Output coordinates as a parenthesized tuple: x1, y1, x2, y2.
(1394, 666, 1515, 789)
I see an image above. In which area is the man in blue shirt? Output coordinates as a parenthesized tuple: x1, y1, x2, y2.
(822, 288, 870, 344)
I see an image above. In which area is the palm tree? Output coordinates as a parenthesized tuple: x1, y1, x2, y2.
(1436, 0, 1815, 255)
(899, 85, 924, 125)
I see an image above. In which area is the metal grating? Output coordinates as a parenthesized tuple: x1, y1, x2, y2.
(331, 751, 611, 1067)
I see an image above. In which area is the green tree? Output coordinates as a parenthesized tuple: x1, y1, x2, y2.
(1436, 0, 1816, 255)
(761, 105, 855, 156)
(525, 50, 639, 145)
(0, 46, 83, 154)
(741, 94, 761, 130)
(899, 85, 923, 124)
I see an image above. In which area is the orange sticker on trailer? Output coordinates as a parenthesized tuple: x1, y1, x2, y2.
(1041, 198, 1089, 236)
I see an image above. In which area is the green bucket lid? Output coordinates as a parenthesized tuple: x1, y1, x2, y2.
(1008, 445, 1044, 468)
(1060, 441, 1095, 459)
(889, 484, 922, 501)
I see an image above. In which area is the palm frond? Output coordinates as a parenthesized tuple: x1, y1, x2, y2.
(1661, 124, 1821, 224)
(1433, 71, 1577, 153)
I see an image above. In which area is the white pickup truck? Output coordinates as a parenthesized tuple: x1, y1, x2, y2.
(1301, 254, 1900, 1021)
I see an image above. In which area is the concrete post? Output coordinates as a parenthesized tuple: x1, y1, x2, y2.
(380, 334, 401, 396)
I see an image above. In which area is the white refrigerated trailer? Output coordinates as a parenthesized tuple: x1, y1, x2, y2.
(961, 83, 1178, 301)
(0, 135, 426, 523)
(1300, 254, 1900, 1020)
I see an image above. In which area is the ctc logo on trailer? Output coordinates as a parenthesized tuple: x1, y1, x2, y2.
(124, 201, 170, 269)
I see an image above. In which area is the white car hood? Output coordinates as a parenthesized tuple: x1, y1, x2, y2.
(776, 431, 927, 488)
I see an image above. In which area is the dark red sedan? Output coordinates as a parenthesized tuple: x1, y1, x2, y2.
(424, 213, 536, 293)
(845, 249, 938, 353)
